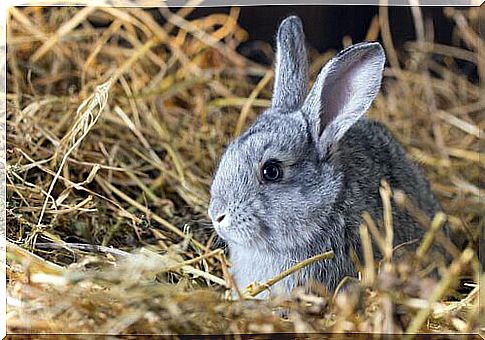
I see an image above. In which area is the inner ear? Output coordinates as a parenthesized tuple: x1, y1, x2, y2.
(319, 68, 356, 130)
(271, 16, 309, 112)
(301, 42, 386, 156)
(318, 46, 383, 133)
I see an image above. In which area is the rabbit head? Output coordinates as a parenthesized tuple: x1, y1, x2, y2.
(209, 16, 385, 252)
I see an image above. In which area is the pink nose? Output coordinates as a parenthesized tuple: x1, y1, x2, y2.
(215, 213, 226, 223)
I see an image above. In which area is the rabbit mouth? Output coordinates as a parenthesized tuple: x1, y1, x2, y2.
(213, 218, 264, 247)
(214, 223, 249, 245)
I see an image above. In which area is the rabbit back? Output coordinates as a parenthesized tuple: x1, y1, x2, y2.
(333, 118, 448, 260)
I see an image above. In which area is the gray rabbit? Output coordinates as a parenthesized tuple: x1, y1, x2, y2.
(208, 16, 447, 297)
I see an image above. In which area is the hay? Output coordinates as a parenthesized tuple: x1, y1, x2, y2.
(6, 6, 483, 335)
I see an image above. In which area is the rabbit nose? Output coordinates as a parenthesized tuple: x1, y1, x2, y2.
(210, 210, 231, 229)
(215, 213, 226, 223)
(209, 199, 231, 228)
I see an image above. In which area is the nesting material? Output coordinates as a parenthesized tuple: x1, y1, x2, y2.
(6, 6, 482, 334)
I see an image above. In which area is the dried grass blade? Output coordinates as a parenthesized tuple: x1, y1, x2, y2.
(247, 251, 334, 298)
(234, 70, 273, 136)
(31, 6, 96, 62)
(379, 180, 394, 260)
(405, 248, 475, 335)
(37, 79, 112, 227)
(7, 241, 64, 275)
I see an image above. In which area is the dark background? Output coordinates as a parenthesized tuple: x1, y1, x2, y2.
(161, 6, 457, 63)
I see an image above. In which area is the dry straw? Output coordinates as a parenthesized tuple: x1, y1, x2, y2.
(37, 78, 112, 227)
(6, 5, 482, 335)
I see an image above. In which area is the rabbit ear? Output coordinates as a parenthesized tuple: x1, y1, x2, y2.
(301, 42, 385, 156)
(271, 16, 309, 112)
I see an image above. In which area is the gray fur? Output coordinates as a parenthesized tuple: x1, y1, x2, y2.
(271, 16, 309, 111)
(208, 16, 447, 298)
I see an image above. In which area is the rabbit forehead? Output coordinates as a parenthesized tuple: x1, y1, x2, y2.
(227, 113, 309, 166)
(238, 111, 309, 153)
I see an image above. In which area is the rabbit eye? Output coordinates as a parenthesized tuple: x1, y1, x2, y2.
(261, 160, 283, 182)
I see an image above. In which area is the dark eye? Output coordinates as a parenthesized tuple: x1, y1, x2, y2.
(261, 160, 283, 182)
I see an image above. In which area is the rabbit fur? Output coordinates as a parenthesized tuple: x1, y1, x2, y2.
(208, 16, 448, 298)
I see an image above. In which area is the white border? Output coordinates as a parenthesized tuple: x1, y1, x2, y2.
(1, 1, 482, 338)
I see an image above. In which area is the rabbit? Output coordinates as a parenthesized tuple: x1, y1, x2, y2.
(208, 16, 449, 298)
